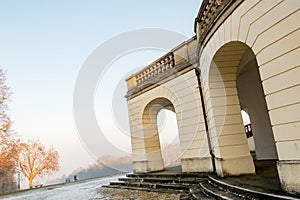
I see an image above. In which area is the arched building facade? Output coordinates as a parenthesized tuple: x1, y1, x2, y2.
(126, 0, 300, 193)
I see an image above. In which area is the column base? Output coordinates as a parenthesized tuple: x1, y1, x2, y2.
(133, 160, 148, 173)
(215, 155, 255, 177)
(181, 157, 214, 173)
(277, 160, 300, 193)
(133, 160, 164, 173)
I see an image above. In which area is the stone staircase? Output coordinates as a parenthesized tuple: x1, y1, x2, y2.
(103, 172, 299, 200)
(103, 172, 209, 199)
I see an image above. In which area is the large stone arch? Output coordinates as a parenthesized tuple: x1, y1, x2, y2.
(197, 0, 300, 192)
(127, 70, 214, 173)
(202, 41, 278, 177)
(128, 85, 181, 173)
(205, 42, 256, 177)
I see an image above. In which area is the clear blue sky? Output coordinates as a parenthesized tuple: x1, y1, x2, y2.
(0, 0, 202, 179)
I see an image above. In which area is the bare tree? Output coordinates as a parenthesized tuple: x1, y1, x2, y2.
(16, 140, 59, 188)
(0, 68, 13, 150)
(0, 68, 17, 193)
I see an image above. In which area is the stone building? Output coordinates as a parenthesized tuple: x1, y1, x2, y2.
(125, 0, 300, 193)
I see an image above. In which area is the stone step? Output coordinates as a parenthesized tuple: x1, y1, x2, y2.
(126, 172, 210, 179)
(104, 174, 212, 199)
(208, 176, 299, 200)
(109, 181, 190, 191)
(102, 184, 183, 194)
(199, 180, 246, 200)
(119, 177, 205, 184)
(189, 187, 214, 200)
(103, 184, 194, 200)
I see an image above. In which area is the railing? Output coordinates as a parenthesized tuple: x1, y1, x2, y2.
(194, 0, 242, 45)
(136, 52, 174, 86)
(244, 124, 253, 138)
(126, 52, 175, 91)
(125, 35, 197, 96)
(195, 0, 224, 35)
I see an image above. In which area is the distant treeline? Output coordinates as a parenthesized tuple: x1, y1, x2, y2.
(59, 155, 133, 183)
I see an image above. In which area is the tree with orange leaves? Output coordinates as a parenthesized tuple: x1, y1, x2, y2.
(16, 140, 59, 188)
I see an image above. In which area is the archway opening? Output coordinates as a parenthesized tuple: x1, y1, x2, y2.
(142, 97, 181, 172)
(157, 109, 181, 167)
(207, 41, 278, 176)
(237, 48, 278, 161)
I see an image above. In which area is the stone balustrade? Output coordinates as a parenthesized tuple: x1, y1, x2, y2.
(125, 36, 198, 95)
(195, 0, 223, 35)
(136, 53, 174, 86)
(194, 0, 243, 45)
(126, 52, 175, 91)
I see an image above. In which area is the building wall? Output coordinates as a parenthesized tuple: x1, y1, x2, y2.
(198, 0, 300, 192)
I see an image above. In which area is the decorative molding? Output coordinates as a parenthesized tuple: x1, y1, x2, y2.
(195, 0, 244, 47)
